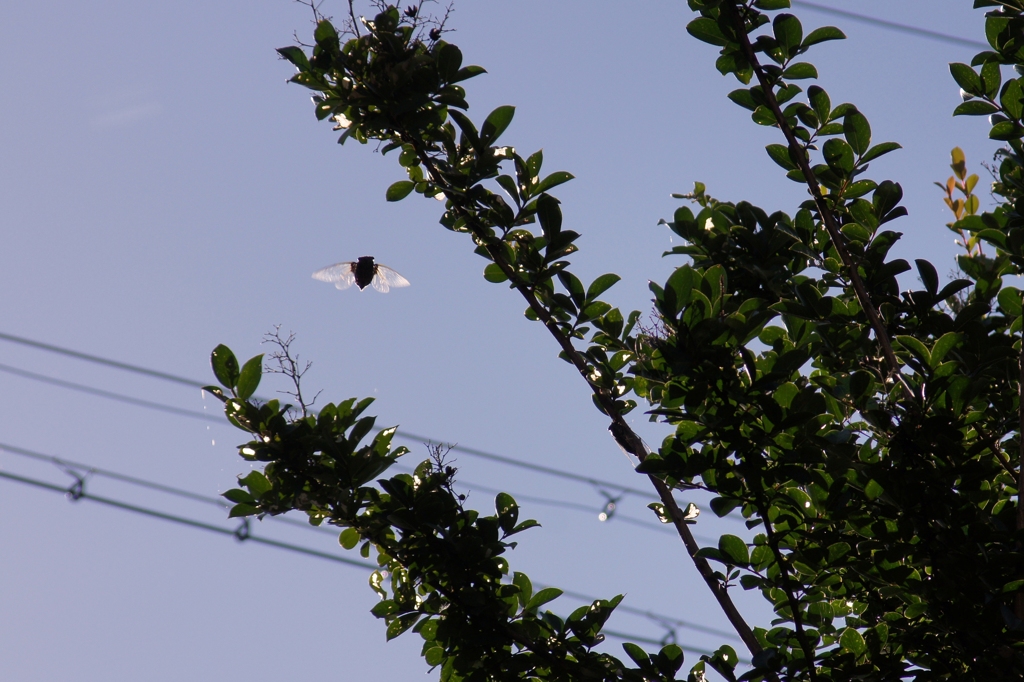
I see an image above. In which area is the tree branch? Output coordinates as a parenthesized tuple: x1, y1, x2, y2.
(720, 1, 913, 403)
(408, 141, 772, 667)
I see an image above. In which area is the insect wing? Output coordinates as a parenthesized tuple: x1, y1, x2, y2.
(371, 263, 410, 293)
(312, 262, 357, 290)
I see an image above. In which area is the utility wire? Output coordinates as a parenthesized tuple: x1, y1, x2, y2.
(0, 331, 659, 500)
(790, 1, 988, 50)
(0, 442, 740, 643)
(0, 362, 223, 424)
(0, 356, 748, 532)
(0, 440, 697, 543)
(0, 331, 205, 388)
(0, 468, 371, 568)
(0, 466, 744, 658)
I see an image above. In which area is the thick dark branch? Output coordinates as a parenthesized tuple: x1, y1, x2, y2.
(756, 498, 820, 681)
(720, 2, 913, 403)
(408, 142, 771, 667)
(1018, 350, 1024, 620)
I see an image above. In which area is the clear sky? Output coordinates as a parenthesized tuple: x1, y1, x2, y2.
(0, 1, 995, 680)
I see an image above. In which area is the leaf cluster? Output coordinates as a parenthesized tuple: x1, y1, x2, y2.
(206, 343, 689, 681)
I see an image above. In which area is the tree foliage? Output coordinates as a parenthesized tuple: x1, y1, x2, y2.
(207, 1, 1024, 680)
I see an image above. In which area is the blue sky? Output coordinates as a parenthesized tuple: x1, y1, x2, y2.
(0, 2, 996, 679)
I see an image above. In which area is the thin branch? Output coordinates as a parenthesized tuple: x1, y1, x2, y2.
(262, 326, 321, 417)
(1018, 348, 1024, 619)
(348, 0, 361, 37)
(721, 1, 914, 404)
(407, 140, 772, 668)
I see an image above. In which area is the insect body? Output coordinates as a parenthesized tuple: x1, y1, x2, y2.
(312, 256, 410, 293)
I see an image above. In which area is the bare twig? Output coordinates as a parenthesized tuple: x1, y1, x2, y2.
(348, 0, 361, 37)
(262, 326, 321, 417)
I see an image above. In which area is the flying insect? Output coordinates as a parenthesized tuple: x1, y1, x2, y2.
(312, 256, 410, 293)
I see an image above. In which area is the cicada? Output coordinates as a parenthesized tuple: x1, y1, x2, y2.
(312, 256, 410, 293)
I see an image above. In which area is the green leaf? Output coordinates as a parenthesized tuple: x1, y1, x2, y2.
(840, 627, 867, 655)
(525, 587, 562, 612)
(950, 63, 984, 96)
(277, 46, 309, 70)
(436, 43, 463, 81)
(339, 527, 361, 550)
(773, 14, 803, 55)
(864, 479, 884, 500)
(896, 335, 930, 365)
(536, 194, 563, 238)
(511, 518, 541, 534)
(451, 64, 486, 84)
(782, 62, 817, 79)
(843, 110, 871, 155)
(765, 143, 798, 171)
(930, 332, 963, 366)
(424, 646, 445, 667)
(222, 488, 254, 505)
(1002, 78, 1024, 119)
(844, 180, 877, 199)
(999, 287, 1023, 315)
(586, 274, 621, 301)
(718, 535, 750, 566)
(558, 271, 586, 308)
(654, 643, 684, 677)
(211, 344, 240, 390)
(823, 138, 854, 173)
(686, 17, 730, 47)
(386, 180, 416, 202)
(449, 109, 480, 148)
(861, 141, 902, 162)
(533, 171, 574, 195)
(622, 642, 650, 667)
(755, 0, 791, 8)
(990, 120, 1024, 140)
(981, 60, 1001, 99)
(513, 571, 533, 607)
(236, 354, 263, 400)
(480, 105, 515, 145)
(801, 26, 845, 49)
(239, 470, 272, 497)
(483, 263, 508, 283)
(751, 106, 777, 126)
(228, 503, 259, 518)
(710, 497, 742, 517)
(496, 175, 519, 203)
(495, 492, 519, 533)
(808, 85, 831, 124)
(953, 100, 1000, 116)
(386, 613, 420, 641)
(313, 19, 337, 44)
(727, 88, 758, 111)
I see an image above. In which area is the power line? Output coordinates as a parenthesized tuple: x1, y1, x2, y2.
(0, 362, 223, 424)
(0, 439, 704, 546)
(790, 1, 988, 50)
(0, 465, 744, 659)
(0, 468, 372, 568)
(0, 331, 660, 500)
(0, 331, 206, 388)
(0, 442, 740, 643)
